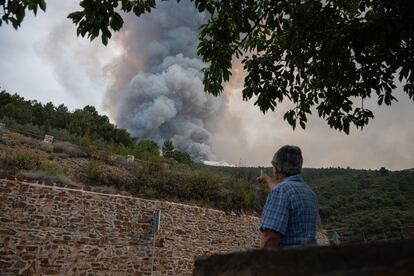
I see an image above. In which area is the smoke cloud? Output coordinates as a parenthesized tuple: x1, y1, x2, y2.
(108, 0, 225, 161)
(4, 0, 411, 169)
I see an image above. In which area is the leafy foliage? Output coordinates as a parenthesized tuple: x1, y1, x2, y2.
(196, 0, 414, 133)
(3, 1, 413, 131)
(6, 149, 41, 170)
(2, 125, 413, 241)
(67, 0, 155, 45)
(162, 139, 174, 158)
(162, 139, 193, 165)
(169, 150, 193, 165)
(0, 89, 134, 146)
(0, 0, 46, 29)
(206, 165, 414, 243)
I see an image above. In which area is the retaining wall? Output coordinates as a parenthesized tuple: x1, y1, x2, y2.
(0, 179, 260, 275)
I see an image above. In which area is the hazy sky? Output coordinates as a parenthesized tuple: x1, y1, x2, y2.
(0, 1, 413, 170)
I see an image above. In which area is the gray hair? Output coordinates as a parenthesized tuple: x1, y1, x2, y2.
(271, 145, 303, 176)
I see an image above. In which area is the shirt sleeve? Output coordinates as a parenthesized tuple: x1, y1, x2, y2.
(260, 187, 289, 236)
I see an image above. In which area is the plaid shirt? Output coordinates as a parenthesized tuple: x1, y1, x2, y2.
(260, 174, 318, 247)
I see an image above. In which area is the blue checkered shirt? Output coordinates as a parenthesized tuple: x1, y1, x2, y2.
(260, 174, 318, 247)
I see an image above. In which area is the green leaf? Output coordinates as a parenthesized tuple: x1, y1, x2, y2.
(16, 5, 25, 23)
(38, 0, 47, 11)
(109, 12, 123, 31)
(101, 35, 108, 46)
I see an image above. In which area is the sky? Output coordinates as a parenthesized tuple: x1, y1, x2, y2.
(0, 1, 413, 170)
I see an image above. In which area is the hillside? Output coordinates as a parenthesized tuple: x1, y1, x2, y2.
(1, 89, 414, 245)
(2, 127, 414, 245)
(203, 165, 414, 243)
(0, 128, 264, 212)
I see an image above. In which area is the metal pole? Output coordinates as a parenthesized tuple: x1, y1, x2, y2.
(151, 230, 156, 276)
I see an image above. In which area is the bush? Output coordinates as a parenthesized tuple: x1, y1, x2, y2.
(47, 128, 79, 144)
(40, 161, 60, 176)
(132, 140, 160, 160)
(84, 161, 107, 185)
(79, 135, 112, 161)
(227, 178, 257, 211)
(188, 170, 222, 201)
(143, 154, 165, 176)
(53, 142, 85, 158)
(170, 150, 193, 165)
(18, 170, 77, 187)
(83, 160, 133, 189)
(6, 150, 41, 170)
(110, 144, 130, 157)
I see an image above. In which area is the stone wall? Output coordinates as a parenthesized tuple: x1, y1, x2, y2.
(0, 179, 260, 275)
(0, 179, 329, 275)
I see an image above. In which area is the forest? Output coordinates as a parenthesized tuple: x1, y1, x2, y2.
(0, 89, 413, 244)
(204, 165, 414, 243)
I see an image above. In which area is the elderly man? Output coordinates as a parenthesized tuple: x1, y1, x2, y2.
(257, 145, 318, 248)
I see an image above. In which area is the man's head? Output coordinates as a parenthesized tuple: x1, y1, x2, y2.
(271, 145, 303, 177)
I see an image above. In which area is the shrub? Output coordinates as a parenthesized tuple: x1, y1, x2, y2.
(93, 148, 112, 162)
(6, 150, 41, 170)
(79, 135, 113, 161)
(18, 170, 77, 187)
(143, 154, 165, 176)
(47, 128, 79, 144)
(132, 140, 160, 160)
(83, 160, 133, 189)
(40, 161, 60, 176)
(170, 150, 193, 165)
(188, 170, 222, 201)
(53, 142, 85, 157)
(142, 186, 158, 197)
(227, 178, 257, 211)
(110, 144, 130, 157)
(84, 161, 107, 185)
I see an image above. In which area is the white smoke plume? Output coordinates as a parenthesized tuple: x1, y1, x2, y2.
(109, 0, 225, 161)
(117, 54, 223, 160)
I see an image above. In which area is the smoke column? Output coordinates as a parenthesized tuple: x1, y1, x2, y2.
(107, 0, 225, 161)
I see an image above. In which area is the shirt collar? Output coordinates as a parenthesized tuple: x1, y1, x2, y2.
(281, 173, 304, 183)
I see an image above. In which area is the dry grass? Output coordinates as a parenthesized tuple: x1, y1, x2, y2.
(4, 149, 42, 170)
(53, 141, 86, 158)
(80, 160, 135, 189)
(17, 170, 80, 188)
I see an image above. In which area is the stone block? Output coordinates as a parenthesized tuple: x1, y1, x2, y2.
(43, 135, 54, 144)
(127, 155, 135, 163)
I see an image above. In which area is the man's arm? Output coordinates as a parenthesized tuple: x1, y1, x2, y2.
(260, 229, 282, 248)
(256, 170, 277, 190)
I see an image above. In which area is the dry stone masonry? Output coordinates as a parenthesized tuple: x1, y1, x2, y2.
(0, 179, 329, 275)
(0, 179, 260, 275)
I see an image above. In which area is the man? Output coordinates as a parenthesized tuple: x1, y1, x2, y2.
(257, 145, 318, 248)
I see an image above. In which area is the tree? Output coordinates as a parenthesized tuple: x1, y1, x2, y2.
(379, 167, 389, 177)
(132, 140, 159, 160)
(170, 150, 193, 165)
(162, 139, 174, 158)
(0, 0, 46, 29)
(3, 1, 414, 133)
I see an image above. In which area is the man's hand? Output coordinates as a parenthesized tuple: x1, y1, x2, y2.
(260, 229, 282, 248)
(257, 170, 277, 190)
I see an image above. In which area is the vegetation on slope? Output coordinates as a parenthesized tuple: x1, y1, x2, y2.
(204, 165, 414, 243)
(1, 89, 413, 244)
